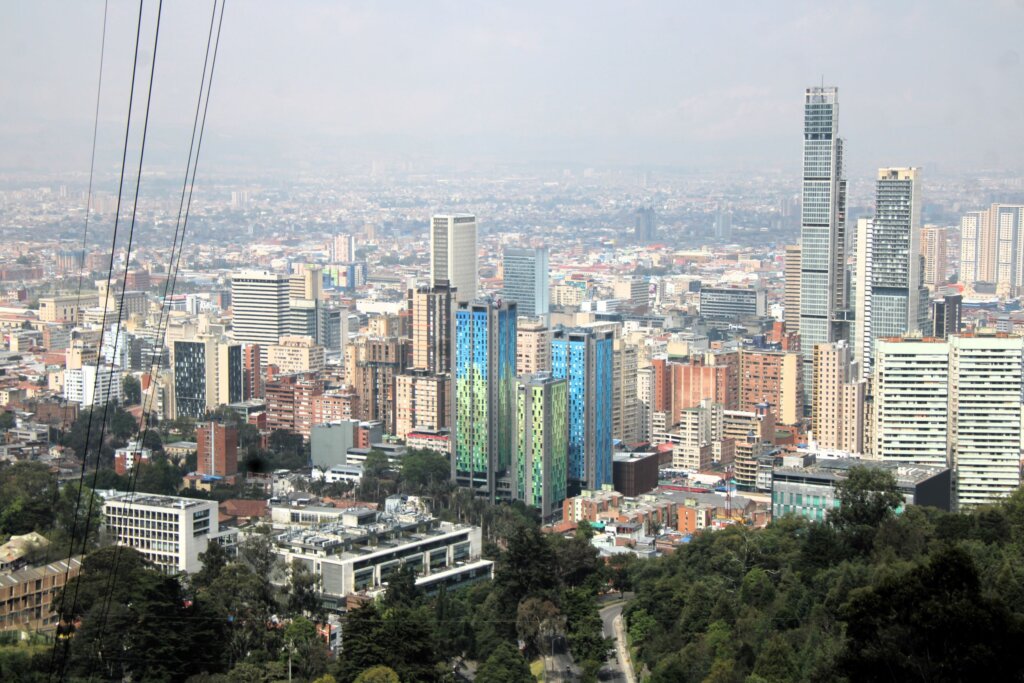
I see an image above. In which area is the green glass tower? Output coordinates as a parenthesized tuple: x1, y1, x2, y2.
(515, 374, 568, 518)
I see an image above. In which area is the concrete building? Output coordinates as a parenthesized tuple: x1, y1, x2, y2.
(395, 370, 449, 440)
(64, 364, 121, 407)
(699, 286, 767, 322)
(196, 421, 239, 477)
(0, 557, 82, 632)
(331, 233, 355, 262)
(931, 295, 963, 339)
(724, 404, 775, 490)
(409, 282, 455, 374)
(634, 206, 656, 244)
(783, 244, 801, 334)
(811, 341, 865, 454)
(349, 336, 407, 435)
(613, 339, 640, 443)
(502, 247, 550, 318)
(268, 335, 325, 374)
(516, 319, 551, 375)
(231, 271, 290, 366)
(799, 86, 849, 406)
(431, 214, 477, 302)
(453, 298, 517, 500)
(738, 348, 802, 425)
(612, 452, 660, 497)
(921, 225, 948, 290)
(959, 204, 1024, 295)
(949, 333, 1024, 508)
(265, 371, 324, 439)
(515, 374, 568, 518)
(38, 293, 98, 323)
(311, 421, 358, 469)
(103, 494, 223, 574)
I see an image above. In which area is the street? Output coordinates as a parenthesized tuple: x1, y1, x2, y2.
(598, 593, 636, 683)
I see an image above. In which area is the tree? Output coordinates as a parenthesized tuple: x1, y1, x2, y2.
(53, 480, 102, 554)
(283, 617, 329, 681)
(830, 466, 903, 531)
(399, 450, 449, 494)
(109, 404, 138, 440)
(286, 559, 323, 621)
(203, 563, 277, 669)
(0, 411, 15, 431)
(132, 453, 182, 495)
(193, 541, 230, 591)
(475, 641, 533, 683)
(335, 603, 386, 682)
(353, 666, 399, 683)
(516, 597, 562, 658)
(122, 375, 142, 406)
(0, 461, 58, 535)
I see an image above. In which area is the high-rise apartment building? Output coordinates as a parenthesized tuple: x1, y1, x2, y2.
(408, 283, 455, 374)
(613, 339, 640, 443)
(783, 244, 801, 334)
(931, 295, 963, 339)
(959, 205, 1024, 295)
(551, 327, 614, 491)
(501, 247, 550, 318)
(799, 86, 849, 403)
(515, 374, 568, 518)
(738, 348, 803, 425)
(264, 371, 324, 439)
(231, 271, 290, 365)
(516, 320, 551, 375)
(453, 299, 517, 499)
(196, 421, 239, 477)
(431, 214, 477, 302)
(854, 168, 927, 377)
(242, 344, 262, 400)
(872, 338, 950, 468)
(724, 404, 775, 490)
(811, 341, 865, 454)
(331, 233, 355, 262)
(395, 370, 449, 440)
(267, 335, 325, 374)
(949, 334, 1023, 508)
(921, 226, 948, 290)
(172, 337, 242, 419)
(350, 336, 407, 436)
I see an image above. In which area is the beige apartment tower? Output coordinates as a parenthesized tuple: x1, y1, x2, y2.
(811, 341, 865, 454)
(783, 244, 801, 334)
(921, 225, 948, 290)
(431, 214, 477, 302)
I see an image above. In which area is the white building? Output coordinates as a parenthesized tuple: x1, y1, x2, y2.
(430, 214, 477, 302)
(64, 364, 122, 407)
(103, 494, 222, 574)
(949, 334, 1023, 508)
(231, 270, 290, 365)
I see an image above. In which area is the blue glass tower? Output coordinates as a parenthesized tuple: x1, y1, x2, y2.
(551, 327, 614, 491)
(453, 298, 517, 500)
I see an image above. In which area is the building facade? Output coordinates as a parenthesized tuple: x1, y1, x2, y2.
(431, 214, 478, 303)
(515, 374, 568, 518)
(502, 247, 550, 318)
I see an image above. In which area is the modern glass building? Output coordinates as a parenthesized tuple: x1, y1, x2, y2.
(515, 374, 568, 518)
(551, 327, 613, 492)
(798, 86, 848, 407)
(501, 247, 549, 318)
(173, 338, 242, 419)
(453, 298, 517, 500)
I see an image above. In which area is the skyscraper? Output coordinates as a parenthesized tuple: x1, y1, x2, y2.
(173, 337, 242, 419)
(921, 225, 948, 290)
(515, 374, 568, 518)
(811, 341, 865, 454)
(231, 271, 290, 366)
(634, 207, 656, 244)
(551, 327, 613, 491)
(431, 214, 477, 302)
(854, 168, 928, 376)
(783, 244, 801, 334)
(453, 298, 517, 499)
(931, 294, 963, 339)
(799, 86, 848, 404)
(409, 282, 455, 373)
(958, 204, 1024, 296)
(501, 247, 550, 318)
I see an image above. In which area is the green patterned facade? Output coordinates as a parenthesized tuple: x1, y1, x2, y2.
(515, 374, 568, 518)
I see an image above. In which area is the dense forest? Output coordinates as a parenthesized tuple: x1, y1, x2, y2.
(623, 467, 1024, 682)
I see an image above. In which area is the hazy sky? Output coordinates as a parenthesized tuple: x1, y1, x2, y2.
(4, 1, 1024, 178)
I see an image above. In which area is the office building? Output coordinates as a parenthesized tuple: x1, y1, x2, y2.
(949, 333, 1023, 508)
(409, 282, 455, 373)
(959, 204, 1024, 295)
(931, 294, 963, 339)
(103, 494, 223, 574)
(921, 225, 948, 290)
(771, 455, 951, 522)
(196, 421, 238, 477)
(453, 298, 517, 499)
(172, 337, 242, 419)
(799, 86, 849, 403)
(811, 341, 865, 454)
(502, 247, 550, 317)
(854, 168, 927, 377)
(515, 374, 568, 518)
(311, 421, 358, 469)
(783, 244, 801, 334)
(431, 214, 477, 302)
(231, 271, 290, 365)
(551, 327, 614, 491)
(613, 278, 650, 308)
(612, 452, 660, 497)
(699, 286, 767, 322)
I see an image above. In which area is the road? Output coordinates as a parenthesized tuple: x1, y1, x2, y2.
(599, 594, 636, 683)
